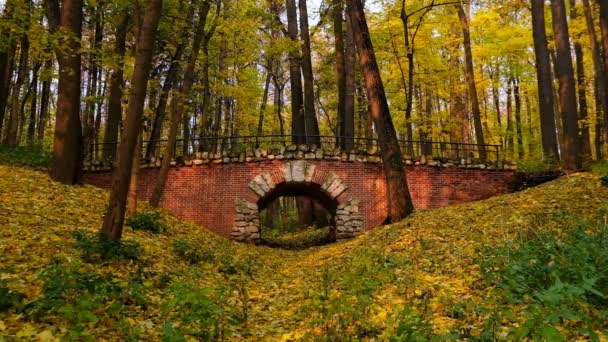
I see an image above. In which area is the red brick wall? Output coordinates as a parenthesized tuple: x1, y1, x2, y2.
(83, 161, 518, 237)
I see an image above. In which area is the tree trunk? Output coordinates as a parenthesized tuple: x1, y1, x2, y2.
(506, 78, 514, 157)
(101, 0, 162, 240)
(334, 0, 347, 147)
(37, 59, 52, 142)
(27, 62, 39, 144)
(570, 0, 592, 163)
(286, 0, 305, 144)
(146, 48, 184, 159)
(599, 0, 608, 131)
(127, 135, 140, 216)
(551, 0, 581, 170)
(256, 69, 272, 145)
(531, 0, 560, 161)
(299, 0, 320, 145)
(47, 0, 84, 185)
(346, 0, 414, 222)
(344, 9, 356, 150)
(103, 12, 128, 161)
(457, 4, 486, 159)
(5, 36, 29, 147)
(151, 1, 211, 208)
(582, 0, 607, 158)
(513, 77, 524, 159)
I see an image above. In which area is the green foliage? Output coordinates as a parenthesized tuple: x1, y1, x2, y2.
(162, 280, 240, 340)
(261, 226, 332, 249)
(0, 280, 25, 312)
(72, 230, 142, 263)
(479, 214, 608, 339)
(30, 262, 147, 340)
(303, 249, 425, 340)
(517, 158, 557, 172)
(0, 145, 52, 169)
(589, 161, 608, 186)
(172, 240, 215, 264)
(126, 211, 168, 234)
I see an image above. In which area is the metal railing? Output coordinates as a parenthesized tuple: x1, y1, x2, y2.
(86, 134, 501, 166)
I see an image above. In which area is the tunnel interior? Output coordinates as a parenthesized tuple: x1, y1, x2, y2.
(256, 182, 339, 249)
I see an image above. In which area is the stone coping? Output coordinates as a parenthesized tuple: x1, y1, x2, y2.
(84, 144, 517, 172)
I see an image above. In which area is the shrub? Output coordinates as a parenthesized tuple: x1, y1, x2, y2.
(30, 262, 147, 339)
(479, 215, 608, 339)
(72, 230, 142, 263)
(0, 144, 52, 169)
(162, 280, 239, 340)
(517, 159, 557, 172)
(126, 211, 168, 234)
(172, 240, 214, 264)
(0, 280, 24, 312)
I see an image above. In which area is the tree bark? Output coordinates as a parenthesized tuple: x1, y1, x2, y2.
(551, 0, 581, 170)
(530, 0, 560, 161)
(27, 62, 39, 145)
(344, 9, 356, 150)
(599, 0, 608, 131)
(513, 77, 524, 159)
(346, 0, 414, 222)
(333, 0, 347, 147)
(256, 70, 272, 144)
(570, 0, 592, 163)
(47, 0, 84, 185)
(151, 1, 211, 208)
(456, 4, 486, 159)
(286, 0, 305, 144)
(299, 0, 320, 145)
(37, 59, 52, 141)
(127, 135, 141, 216)
(103, 12, 128, 161)
(4, 36, 29, 147)
(101, 0, 162, 240)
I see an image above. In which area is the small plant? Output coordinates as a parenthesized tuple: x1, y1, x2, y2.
(126, 211, 168, 233)
(172, 240, 214, 264)
(162, 280, 239, 340)
(72, 230, 142, 263)
(0, 144, 52, 169)
(30, 262, 148, 339)
(517, 158, 557, 172)
(0, 280, 24, 312)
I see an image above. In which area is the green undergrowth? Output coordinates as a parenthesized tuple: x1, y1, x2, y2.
(0, 145, 51, 170)
(1, 164, 608, 340)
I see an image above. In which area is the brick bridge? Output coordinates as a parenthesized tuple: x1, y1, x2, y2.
(84, 136, 519, 243)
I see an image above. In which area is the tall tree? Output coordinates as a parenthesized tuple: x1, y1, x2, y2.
(582, 0, 607, 158)
(286, 0, 305, 144)
(570, 0, 592, 162)
(4, 35, 29, 146)
(333, 0, 347, 147)
(530, 0, 560, 161)
(299, 0, 320, 144)
(457, 3, 486, 159)
(151, 0, 211, 208)
(551, 0, 581, 170)
(101, 0, 162, 240)
(46, 0, 84, 184)
(103, 11, 128, 160)
(346, 0, 414, 221)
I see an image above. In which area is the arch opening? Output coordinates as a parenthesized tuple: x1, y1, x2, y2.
(257, 182, 339, 249)
(231, 161, 365, 245)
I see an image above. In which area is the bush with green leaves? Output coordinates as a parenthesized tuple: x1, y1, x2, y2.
(29, 262, 147, 340)
(0, 145, 52, 169)
(172, 240, 215, 264)
(126, 211, 168, 233)
(162, 280, 241, 340)
(0, 280, 24, 312)
(479, 214, 608, 340)
(72, 230, 142, 263)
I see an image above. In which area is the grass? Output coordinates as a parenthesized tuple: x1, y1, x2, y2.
(0, 164, 607, 340)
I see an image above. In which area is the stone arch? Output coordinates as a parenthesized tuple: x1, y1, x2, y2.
(231, 161, 364, 243)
